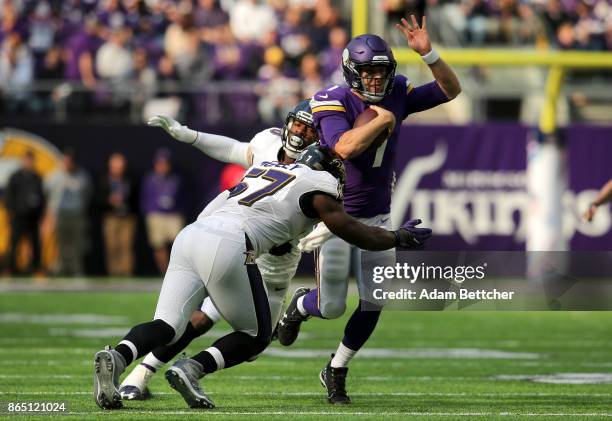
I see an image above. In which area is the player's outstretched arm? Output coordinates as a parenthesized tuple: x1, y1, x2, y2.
(396, 15, 461, 100)
(312, 193, 432, 251)
(583, 179, 612, 222)
(147, 115, 253, 167)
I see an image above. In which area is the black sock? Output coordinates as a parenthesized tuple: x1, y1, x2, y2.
(115, 319, 175, 366)
(192, 331, 269, 374)
(192, 350, 218, 374)
(152, 321, 203, 363)
(341, 301, 381, 351)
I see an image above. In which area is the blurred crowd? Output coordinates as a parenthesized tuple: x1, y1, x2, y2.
(418, 0, 612, 49)
(2, 147, 186, 277)
(0, 0, 349, 122)
(0, 0, 611, 123)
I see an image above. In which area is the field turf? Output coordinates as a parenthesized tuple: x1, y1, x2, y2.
(0, 287, 611, 420)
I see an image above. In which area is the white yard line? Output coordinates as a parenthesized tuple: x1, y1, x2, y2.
(0, 374, 482, 382)
(0, 347, 545, 360)
(1, 337, 609, 347)
(0, 374, 476, 380)
(35, 411, 612, 417)
(0, 391, 610, 397)
(0, 313, 128, 324)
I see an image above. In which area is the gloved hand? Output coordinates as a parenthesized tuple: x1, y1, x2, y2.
(393, 219, 432, 249)
(147, 115, 198, 144)
(298, 223, 333, 252)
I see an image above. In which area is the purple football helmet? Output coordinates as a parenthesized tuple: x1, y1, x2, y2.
(342, 34, 397, 102)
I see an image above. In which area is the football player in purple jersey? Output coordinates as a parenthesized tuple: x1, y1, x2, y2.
(277, 16, 461, 404)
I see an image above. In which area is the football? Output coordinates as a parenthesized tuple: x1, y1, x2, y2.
(353, 107, 389, 148)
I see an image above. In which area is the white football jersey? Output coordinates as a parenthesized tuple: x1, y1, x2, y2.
(196, 128, 284, 221)
(198, 127, 329, 285)
(199, 161, 340, 257)
(249, 127, 284, 165)
(198, 128, 302, 285)
(248, 128, 300, 285)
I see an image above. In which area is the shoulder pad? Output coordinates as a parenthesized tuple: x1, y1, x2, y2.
(310, 85, 349, 113)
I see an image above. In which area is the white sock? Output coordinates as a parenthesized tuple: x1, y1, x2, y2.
(330, 342, 357, 368)
(120, 361, 155, 389)
(206, 346, 225, 370)
(297, 296, 307, 316)
(118, 340, 137, 363)
(142, 353, 165, 371)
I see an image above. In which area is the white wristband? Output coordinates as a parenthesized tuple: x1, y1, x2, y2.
(421, 48, 440, 65)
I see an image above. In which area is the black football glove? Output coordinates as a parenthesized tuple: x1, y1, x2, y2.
(393, 219, 432, 249)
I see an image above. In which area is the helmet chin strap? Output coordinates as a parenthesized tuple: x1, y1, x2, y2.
(361, 92, 384, 103)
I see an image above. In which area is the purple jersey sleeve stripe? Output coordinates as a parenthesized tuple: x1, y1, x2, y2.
(404, 80, 450, 117)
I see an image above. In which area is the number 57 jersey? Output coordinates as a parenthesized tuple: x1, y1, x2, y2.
(199, 161, 341, 256)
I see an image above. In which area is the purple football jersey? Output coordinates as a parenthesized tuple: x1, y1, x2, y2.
(310, 75, 449, 217)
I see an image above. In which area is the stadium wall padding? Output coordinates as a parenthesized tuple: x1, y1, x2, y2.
(0, 123, 609, 276)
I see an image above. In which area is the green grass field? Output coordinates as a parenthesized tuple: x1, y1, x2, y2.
(0, 287, 611, 420)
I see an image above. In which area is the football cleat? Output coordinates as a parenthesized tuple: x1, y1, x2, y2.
(93, 346, 126, 409)
(119, 363, 155, 400)
(119, 385, 151, 400)
(165, 358, 215, 409)
(319, 354, 351, 405)
(277, 287, 310, 346)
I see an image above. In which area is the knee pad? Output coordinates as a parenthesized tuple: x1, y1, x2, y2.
(319, 242, 351, 282)
(318, 240, 350, 320)
(319, 300, 346, 320)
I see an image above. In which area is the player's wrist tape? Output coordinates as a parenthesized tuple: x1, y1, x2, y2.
(421, 48, 440, 65)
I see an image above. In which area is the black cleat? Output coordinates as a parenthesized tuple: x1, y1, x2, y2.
(277, 287, 310, 346)
(319, 354, 351, 405)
